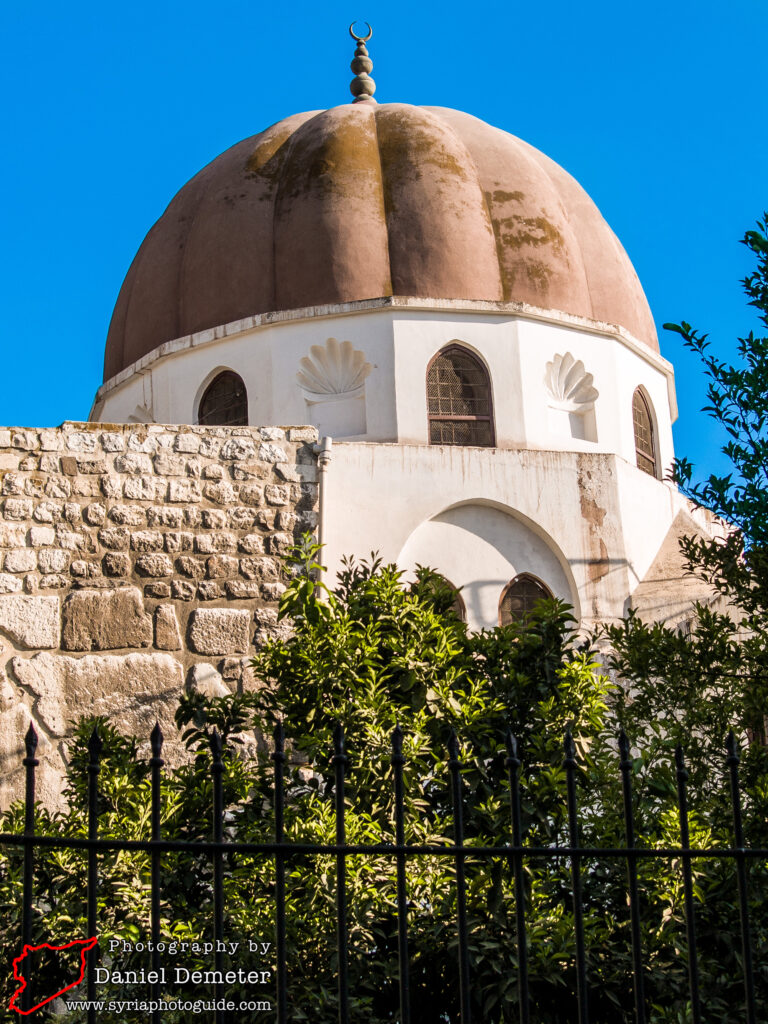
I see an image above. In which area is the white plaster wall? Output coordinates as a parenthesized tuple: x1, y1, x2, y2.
(397, 504, 575, 632)
(91, 298, 694, 631)
(322, 443, 636, 628)
(391, 313, 523, 446)
(95, 310, 399, 440)
(389, 310, 675, 462)
(265, 312, 396, 440)
(613, 458, 694, 596)
(517, 320, 617, 451)
(94, 304, 676, 478)
(614, 345, 675, 480)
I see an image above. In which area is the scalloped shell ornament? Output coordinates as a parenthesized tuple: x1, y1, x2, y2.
(296, 337, 372, 398)
(544, 352, 599, 411)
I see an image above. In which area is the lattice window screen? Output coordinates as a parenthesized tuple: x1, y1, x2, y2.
(632, 389, 656, 476)
(499, 574, 552, 626)
(427, 347, 494, 446)
(198, 372, 248, 426)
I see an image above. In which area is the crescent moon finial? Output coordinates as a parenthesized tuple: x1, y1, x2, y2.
(348, 22, 376, 103)
(349, 21, 373, 43)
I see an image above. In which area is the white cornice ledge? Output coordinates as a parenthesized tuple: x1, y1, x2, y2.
(95, 296, 677, 418)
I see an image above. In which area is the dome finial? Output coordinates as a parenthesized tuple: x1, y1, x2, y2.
(349, 22, 376, 104)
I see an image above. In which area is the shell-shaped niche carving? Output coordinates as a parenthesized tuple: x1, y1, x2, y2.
(127, 403, 155, 424)
(296, 337, 372, 399)
(544, 352, 598, 411)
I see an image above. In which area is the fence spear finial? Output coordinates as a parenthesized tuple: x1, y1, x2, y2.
(273, 719, 285, 752)
(392, 723, 404, 758)
(88, 726, 103, 762)
(505, 728, 520, 763)
(726, 729, 739, 763)
(150, 721, 164, 757)
(447, 729, 460, 762)
(24, 723, 38, 761)
(563, 730, 577, 765)
(333, 720, 345, 753)
(618, 729, 630, 763)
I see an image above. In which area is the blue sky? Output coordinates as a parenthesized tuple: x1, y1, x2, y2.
(1, 0, 766, 481)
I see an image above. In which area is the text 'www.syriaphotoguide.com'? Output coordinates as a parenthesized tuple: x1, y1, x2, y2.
(64, 998, 272, 1013)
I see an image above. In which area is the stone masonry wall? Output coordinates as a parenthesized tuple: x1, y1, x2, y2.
(0, 422, 319, 808)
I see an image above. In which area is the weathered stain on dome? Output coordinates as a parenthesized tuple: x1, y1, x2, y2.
(104, 103, 658, 381)
(500, 214, 564, 252)
(376, 108, 473, 183)
(523, 261, 556, 291)
(492, 189, 525, 204)
(244, 124, 295, 175)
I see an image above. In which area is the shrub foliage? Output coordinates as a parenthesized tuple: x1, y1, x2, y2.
(1, 545, 766, 1023)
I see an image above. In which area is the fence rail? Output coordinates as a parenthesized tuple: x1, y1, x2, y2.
(0, 722, 763, 1024)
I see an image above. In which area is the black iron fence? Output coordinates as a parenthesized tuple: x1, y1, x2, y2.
(0, 721, 765, 1024)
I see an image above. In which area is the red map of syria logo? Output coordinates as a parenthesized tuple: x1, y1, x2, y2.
(9, 937, 98, 1014)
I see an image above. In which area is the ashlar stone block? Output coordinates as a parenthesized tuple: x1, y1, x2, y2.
(100, 432, 125, 452)
(102, 552, 131, 577)
(115, 452, 153, 475)
(65, 431, 98, 453)
(130, 530, 164, 552)
(0, 526, 27, 548)
(83, 502, 106, 526)
(4, 549, 37, 573)
(206, 555, 238, 579)
(220, 439, 256, 461)
(37, 548, 70, 573)
(4, 498, 34, 520)
(98, 527, 130, 550)
(258, 442, 288, 463)
(61, 587, 152, 651)
(167, 479, 201, 503)
(171, 580, 196, 601)
(135, 554, 174, 577)
(0, 595, 59, 648)
(187, 662, 229, 697)
(123, 476, 157, 501)
(0, 574, 23, 594)
(188, 608, 250, 655)
(203, 481, 238, 505)
(109, 505, 147, 526)
(155, 605, 182, 651)
(173, 433, 200, 454)
(153, 452, 187, 476)
(12, 651, 183, 737)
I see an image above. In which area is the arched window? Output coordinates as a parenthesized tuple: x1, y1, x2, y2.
(499, 574, 552, 626)
(198, 371, 248, 426)
(441, 578, 467, 622)
(427, 346, 494, 446)
(416, 572, 467, 622)
(632, 388, 656, 477)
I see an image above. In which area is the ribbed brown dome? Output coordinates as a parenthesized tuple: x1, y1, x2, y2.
(104, 104, 657, 381)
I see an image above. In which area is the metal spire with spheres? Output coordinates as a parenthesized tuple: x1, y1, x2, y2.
(349, 22, 376, 103)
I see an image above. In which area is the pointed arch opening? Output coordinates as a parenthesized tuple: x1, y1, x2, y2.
(632, 388, 657, 477)
(435, 575, 467, 622)
(499, 573, 552, 626)
(427, 345, 494, 446)
(198, 371, 248, 426)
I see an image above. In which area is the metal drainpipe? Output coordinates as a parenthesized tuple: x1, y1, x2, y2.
(312, 436, 333, 585)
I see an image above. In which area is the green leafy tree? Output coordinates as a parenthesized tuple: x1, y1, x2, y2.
(0, 550, 620, 1024)
(595, 214, 768, 1020)
(2, 539, 766, 1023)
(663, 214, 768, 692)
(600, 214, 768, 790)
